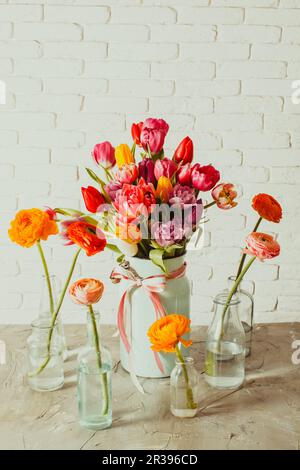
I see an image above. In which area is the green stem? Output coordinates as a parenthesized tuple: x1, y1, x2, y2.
(236, 217, 262, 279)
(175, 345, 197, 410)
(88, 305, 109, 416)
(37, 240, 54, 315)
(139, 240, 148, 258)
(29, 248, 81, 377)
(220, 256, 256, 341)
(204, 201, 216, 210)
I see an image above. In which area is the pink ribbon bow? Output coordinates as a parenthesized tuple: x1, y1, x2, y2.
(110, 262, 186, 393)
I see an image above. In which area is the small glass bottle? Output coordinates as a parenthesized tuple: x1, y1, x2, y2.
(77, 311, 112, 430)
(170, 357, 199, 418)
(38, 274, 67, 358)
(205, 292, 245, 390)
(228, 276, 254, 357)
(27, 318, 64, 392)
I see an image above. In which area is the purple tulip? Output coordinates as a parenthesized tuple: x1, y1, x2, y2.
(138, 158, 156, 185)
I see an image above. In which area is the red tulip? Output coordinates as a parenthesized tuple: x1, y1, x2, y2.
(93, 141, 115, 169)
(154, 158, 177, 180)
(173, 136, 193, 165)
(177, 163, 192, 186)
(81, 186, 106, 213)
(191, 164, 220, 192)
(131, 122, 143, 146)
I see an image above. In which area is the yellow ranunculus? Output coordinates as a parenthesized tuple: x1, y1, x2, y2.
(115, 144, 135, 168)
(156, 176, 173, 203)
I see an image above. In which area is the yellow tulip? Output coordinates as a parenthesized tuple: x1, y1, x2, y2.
(115, 144, 135, 168)
(156, 176, 173, 203)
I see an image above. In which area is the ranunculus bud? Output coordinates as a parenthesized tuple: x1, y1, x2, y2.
(191, 164, 220, 192)
(154, 158, 177, 181)
(92, 141, 115, 169)
(173, 136, 193, 165)
(69, 278, 104, 305)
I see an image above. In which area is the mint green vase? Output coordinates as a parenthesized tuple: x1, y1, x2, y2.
(118, 255, 191, 378)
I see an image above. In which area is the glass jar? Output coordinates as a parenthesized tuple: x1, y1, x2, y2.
(170, 357, 199, 418)
(27, 318, 64, 392)
(204, 292, 245, 390)
(228, 276, 254, 357)
(77, 311, 112, 430)
(38, 274, 67, 357)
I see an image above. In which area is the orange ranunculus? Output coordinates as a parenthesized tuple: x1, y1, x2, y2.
(67, 221, 106, 256)
(147, 314, 192, 353)
(8, 208, 58, 248)
(69, 278, 104, 306)
(252, 193, 282, 223)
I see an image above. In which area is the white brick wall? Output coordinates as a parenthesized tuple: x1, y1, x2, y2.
(0, 0, 299, 326)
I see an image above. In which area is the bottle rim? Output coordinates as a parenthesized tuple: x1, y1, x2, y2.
(175, 356, 194, 365)
(213, 292, 240, 306)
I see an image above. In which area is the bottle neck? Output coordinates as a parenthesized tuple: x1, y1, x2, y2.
(227, 276, 254, 296)
(175, 356, 194, 370)
(86, 309, 101, 349)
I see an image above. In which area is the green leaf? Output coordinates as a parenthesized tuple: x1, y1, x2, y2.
(54, 208, 84, 217)
(117, 254, 125, 264)
(106, 244, 122, 254)
(149, 249, 167, 273)
(86, 168, 111, 203)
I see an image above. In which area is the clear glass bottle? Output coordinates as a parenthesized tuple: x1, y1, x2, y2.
(204, 292, 245, 390)
(27, 318, 64, 392)
(228, 276, 254, 357)
(77, 311, 112, 430)
(170, 357, 199, 418)
(38, 274, 67, 357)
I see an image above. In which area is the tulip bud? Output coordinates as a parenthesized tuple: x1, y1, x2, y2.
(115, 144, 135, 169)
(93, 141, 115, 169)
(131, 122, 143, 146)
(156, 176, 173, 203)
(173, 136, 193, 165)
(81, 186, 106, 213)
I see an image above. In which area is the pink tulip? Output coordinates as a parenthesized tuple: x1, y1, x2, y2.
(211, 183, 238, 210)
(191, 164, 220, 192)
(116, 163, 138, 184)
(177, 163, 192, 186)
(93, 141, 116, 169)
(154, 158, 177, 181)
(140, 118, 169, 154)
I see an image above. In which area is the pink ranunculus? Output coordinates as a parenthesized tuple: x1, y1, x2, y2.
(93, 141, 116, 169)
(177, 163, 192, 186)
(169, 184, 196, 207)
(244, 232, 280, 261)
(140, 118, 169, 154)
(151, 220, 185, 248)
(69, 278, 104, 306)
(105, 180, 123, 201)
(154, 158, 177, 181)
(191, 164, 220, 192)
(116, 163, 138, 184)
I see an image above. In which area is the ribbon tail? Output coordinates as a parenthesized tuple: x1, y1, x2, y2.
(128, 351, 145, 394)
(117, 291, 130, 353)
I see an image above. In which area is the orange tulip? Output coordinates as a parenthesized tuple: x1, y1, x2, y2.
(147, 314, 192, 353)
(8, 208, 58, 248)
(156, 176, 173, 203)
(115, 144, 135, 168)
(67, 221, 106, 256)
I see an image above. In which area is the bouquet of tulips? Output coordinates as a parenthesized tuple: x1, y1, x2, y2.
(58, 118, 237, 272)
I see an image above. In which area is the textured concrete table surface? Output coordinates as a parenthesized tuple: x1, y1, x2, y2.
(0, 323, 300, 450)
